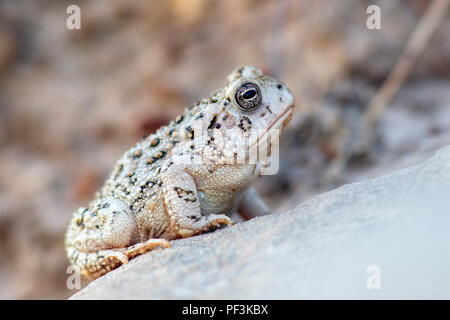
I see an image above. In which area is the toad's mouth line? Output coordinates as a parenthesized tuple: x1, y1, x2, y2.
(250, 105, 294, 149)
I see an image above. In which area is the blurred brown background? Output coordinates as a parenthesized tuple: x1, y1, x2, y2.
(0, 0, 449, 299)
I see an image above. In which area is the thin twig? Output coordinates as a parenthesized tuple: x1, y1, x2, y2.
(363, 0, 450, 133)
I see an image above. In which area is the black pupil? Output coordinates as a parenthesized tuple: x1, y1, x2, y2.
(242, 89, 256, 100)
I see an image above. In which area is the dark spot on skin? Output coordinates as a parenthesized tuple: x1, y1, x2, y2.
(215, 123, 221, 129)
(77, 209, 87, 228)
(223, 97, 231, 107)
(279, 97, 283, 102)
(185, 125, 194, 139)
(168, 129, 176, 136)
(208, 115, 217, 130)
(238, 116, 252, 132)
(70, 251, 80, 261)
(175, 115, 184, 124)
(277, 84, 283, 89)
(266, 105, 273, 114)
(173, 187, 197, 202)
(76, 219, 84, 228)
(189, 215, 200, 221)
(150, 138, 160, 147)
(97, 202, 109, 210)
(101, 202, 110, 209)
(155, 150, 166, 159)
(195, 112, 204, 120)
(147, 151, 166, 166)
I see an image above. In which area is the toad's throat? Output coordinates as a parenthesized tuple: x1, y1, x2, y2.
(249, 105, 294, 150)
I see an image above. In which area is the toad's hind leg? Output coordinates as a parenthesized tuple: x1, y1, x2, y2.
(65, 197, 171, 279)
(67, 238, 171, 279)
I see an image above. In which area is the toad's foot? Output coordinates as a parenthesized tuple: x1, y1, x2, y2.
(67, 238, 171, 279)
(177, 214, 233, 238)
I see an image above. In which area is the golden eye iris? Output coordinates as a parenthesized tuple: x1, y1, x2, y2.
(235, 83, 262, 111)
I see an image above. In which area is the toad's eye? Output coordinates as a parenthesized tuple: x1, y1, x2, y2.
(235, 83, 262, 111)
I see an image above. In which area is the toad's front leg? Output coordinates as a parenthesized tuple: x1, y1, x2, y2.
(160, 166, 233, 239)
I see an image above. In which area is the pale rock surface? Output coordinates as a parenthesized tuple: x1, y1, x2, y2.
(72, 146, 450, 299)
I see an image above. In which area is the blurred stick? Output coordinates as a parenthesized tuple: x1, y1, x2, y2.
(326, 0, 449, 182)
(362, 0, 450, 136)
